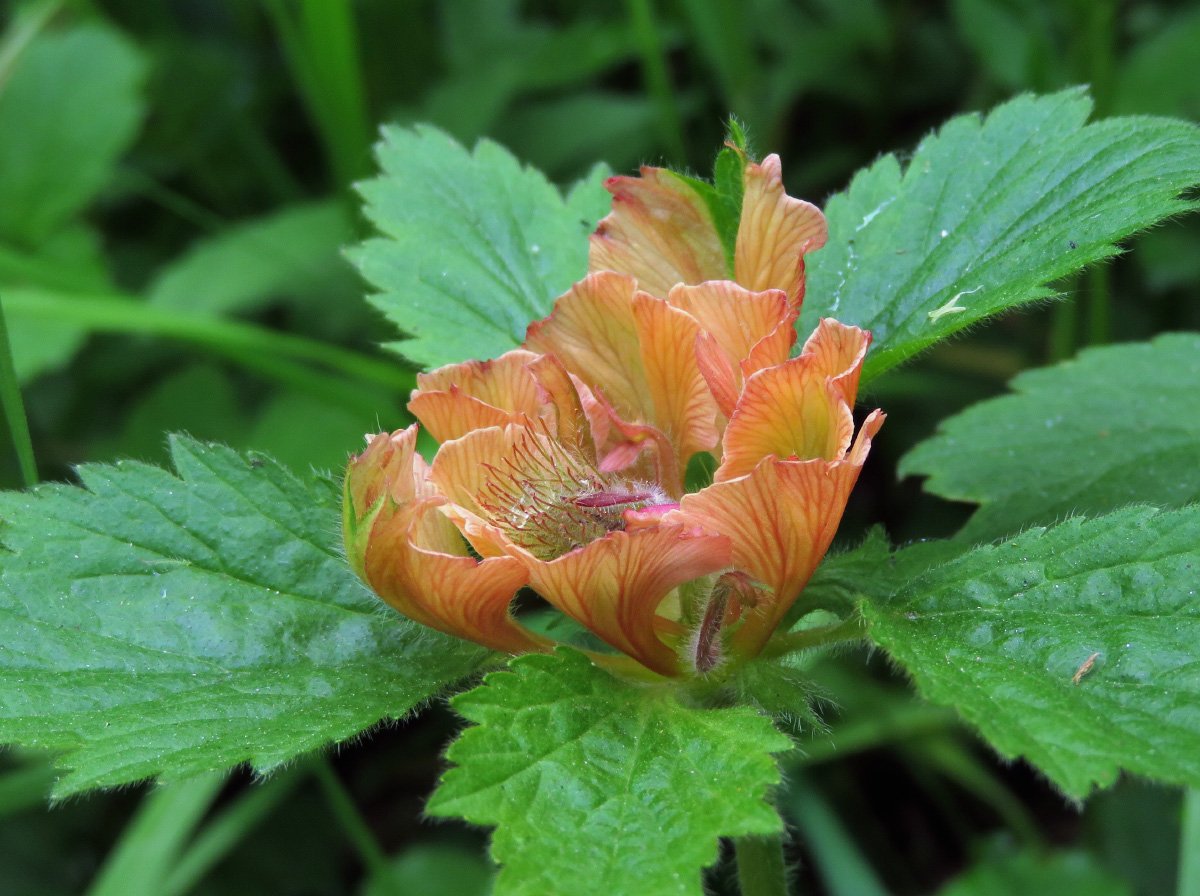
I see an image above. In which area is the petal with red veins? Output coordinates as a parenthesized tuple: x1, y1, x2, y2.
(632, 291, 720, 465)
(525, 272, 652, 425)
(362, 499, 546, 654)
(734, 154, 827, 300)
(514, 526, 732, 676)
(716, 320, 871, 481)
(674, 410, 884, 655)
(588, 168, 726, 298)
(408, 349, 543, 443)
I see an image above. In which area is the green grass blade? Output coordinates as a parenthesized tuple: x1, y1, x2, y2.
(86, 773, 225, 896)
(0, 297, 37, 486)
(161, 771, 302, 896)
(1180, 789, 1200, 896)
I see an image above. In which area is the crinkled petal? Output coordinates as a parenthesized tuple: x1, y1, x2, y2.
(512, 526, 732, 677)
(734, 154, 827, 300)
(667, 281, 797, 418)
(716, 320, 870, 481)
(632, 291, 720, 464)
(674, 410, 883, 655)
(588, 168, 726, 298)
(362, 499, 546, 654)
(344, 426, 423, 578)
(800, 317, 870, 407)
(525, 272, 652, 425)
(409, 349, 543, 443)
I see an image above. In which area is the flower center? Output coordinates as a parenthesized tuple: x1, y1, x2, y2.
(474, 430, 667, 559)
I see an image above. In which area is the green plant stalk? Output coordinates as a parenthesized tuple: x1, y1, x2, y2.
(784, 774, 888, 896)
(265, 0, 372, 188)
(624, 0, 687, 163)
(310, 757, 388, 877)
(735, 832, 790, 896)
(1086, 265, 1111, 346)
(1180, 788, 1200, 896)
(86, 773, 226, 896)
(1048, 294, 1078, 362)
(0, 297, 37, 487)
(3, 290, 415, 395)
(162, 771, 303, 896)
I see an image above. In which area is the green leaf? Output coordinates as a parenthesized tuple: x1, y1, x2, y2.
(148, 201, 355, 318)
(860, 505, 1200, 798)
(0, 23, 145, 245)
(428, 650, 790, 896)
(0, 437, 487, 796)
(351, 125, 606, 369)
(901, 333, 1200, 542)
(802, 89, 1200, 383)
(936, 848, 1131, 896)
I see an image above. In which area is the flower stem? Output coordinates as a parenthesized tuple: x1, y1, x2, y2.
(735, 832, 790, 896)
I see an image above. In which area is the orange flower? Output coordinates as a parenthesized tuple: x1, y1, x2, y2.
(345, 150, 881, 677)
(345, 270, 883, 677)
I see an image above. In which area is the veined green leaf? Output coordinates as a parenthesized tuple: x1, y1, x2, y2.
(861, 505, 1200, 798)
(428, 650, 790, 896)
(0, 437, 487, 796)
(351, 125, 608, 369)
(901, 333, 1200, 542)
(803, 89, 1200, 383)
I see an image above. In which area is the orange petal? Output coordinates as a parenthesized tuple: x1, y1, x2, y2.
(525, 272, 652, 426)
(363, 498, 547, 654)
(524, 353, 596, 462)
(409, 349, 543, 444)
(716, 320, 871, 482)
(513, 526, 732, 676)
(667, 282, 798, 418)
(343, 426, 421, 578)
(800, 317, 871, 407)
(734, 154, 827, 301)
(632, 291, 720, 465)
(588, 168, 726, 298)
(674, 410, 884, 655)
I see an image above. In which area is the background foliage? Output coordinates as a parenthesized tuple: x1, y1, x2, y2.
(1, 1, 1198, 894)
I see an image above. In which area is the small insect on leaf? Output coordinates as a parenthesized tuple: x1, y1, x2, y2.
(1072, 651, 1100, 685)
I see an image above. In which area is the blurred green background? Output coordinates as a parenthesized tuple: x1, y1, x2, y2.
(1, 1, 1197, 893)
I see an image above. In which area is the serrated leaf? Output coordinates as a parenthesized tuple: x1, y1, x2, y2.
(860, 505, 1200, 798)
(802, 89, 1200, 383)
(351, 125, 605, 369)
(901, 333, 1200, 542)
(0, 23, 145, 245)
(428, 650, 790, 896)
(0, 437, 487, 796)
